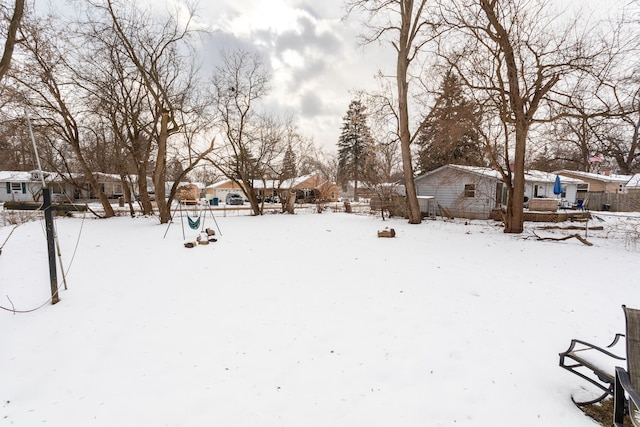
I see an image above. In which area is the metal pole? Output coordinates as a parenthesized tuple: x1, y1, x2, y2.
(43, 188, 59, 304)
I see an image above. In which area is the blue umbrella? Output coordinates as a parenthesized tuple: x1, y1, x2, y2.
(553, 175, 562, 196)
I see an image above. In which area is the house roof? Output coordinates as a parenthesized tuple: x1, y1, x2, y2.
(205, 174, 335, 191)
(251, 179, 279, 189)
(418, 165, 524, 181)
(525, 170, 584, 184)
(206, 179, 233, 189)
(416, 164, 588, 185)
(175, 181, 205, 189)
(555, 169, 632, 184)
(626, 173, 640, 189)
(281, 174, 316, 188)
(0, 171, 34, 182)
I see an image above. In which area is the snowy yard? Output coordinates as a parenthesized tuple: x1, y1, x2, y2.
(0, 210, 637, 426)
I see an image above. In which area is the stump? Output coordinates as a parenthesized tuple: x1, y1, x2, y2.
(377, 228, 396, 238)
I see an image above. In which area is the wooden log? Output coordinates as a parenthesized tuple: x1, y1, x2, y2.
(3, 201, 87, 212)
(377, 228, 396, 238)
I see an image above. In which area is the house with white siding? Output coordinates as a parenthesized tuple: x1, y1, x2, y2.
(0, 171, 37, 202)
(415, 165, 585, 219)
(0, 170, 112, 203)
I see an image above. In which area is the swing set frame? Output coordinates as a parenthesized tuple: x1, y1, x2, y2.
(163, 200, 222, 240)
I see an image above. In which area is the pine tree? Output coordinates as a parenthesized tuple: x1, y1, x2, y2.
(337, 100, 373, 201)
(281, 144, 297, 180)
(416, 71, 485, 174)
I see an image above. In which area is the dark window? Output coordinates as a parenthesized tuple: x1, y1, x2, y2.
(464, 184, 475, 197)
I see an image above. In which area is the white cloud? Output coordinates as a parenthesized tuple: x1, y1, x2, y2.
(191, 0, 395, 152)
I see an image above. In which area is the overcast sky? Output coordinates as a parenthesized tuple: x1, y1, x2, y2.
(180, 0, 629, 154)
(44, 0, 629, 154)
(166, 0, 396, 153)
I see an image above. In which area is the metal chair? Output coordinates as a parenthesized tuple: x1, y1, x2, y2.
(614, 305, 640, 427)
(559, 332, 626, 406)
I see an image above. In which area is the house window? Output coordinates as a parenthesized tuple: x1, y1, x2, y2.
(464, 184, 475, 197)
(10, 182, 26, 193)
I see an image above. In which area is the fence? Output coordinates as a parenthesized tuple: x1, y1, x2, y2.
(583, 192, 640, 212)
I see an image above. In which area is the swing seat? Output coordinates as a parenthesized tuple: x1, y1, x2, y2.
(187, 215, 201, 230)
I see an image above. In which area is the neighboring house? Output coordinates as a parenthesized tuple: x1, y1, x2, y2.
(251, 179, 280, 201)
(0, 171, 38, 202)
(556, 170, 631, 195)
(91, 173, 125, 199)
(0, 170, 77, 203)
(44, 172, 77, 202)
(281, 174, 339, 203)
(205, 179, 245, 203)
(205, 175, 340, 204)
(626, 174, 640, 193)
(523, 170, 584, 207)
(415, 165, 586, 219)
(1, 170, 157, 202)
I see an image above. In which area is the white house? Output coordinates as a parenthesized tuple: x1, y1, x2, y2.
(0, 171, 37, 202)
(523, 170, 584, 208)
(1, 170, 86, 203)
(414, 165, 586, 219)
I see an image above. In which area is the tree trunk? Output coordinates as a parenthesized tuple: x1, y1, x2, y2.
(70, 142, 114, 218)
(0, 0, 25, 83)
(120, 174, 136, 217)
(154, 111, 170, 223)
(504, 131, 526, 233)
(397, 46, 421, 224)
(248, 192, 262, 215)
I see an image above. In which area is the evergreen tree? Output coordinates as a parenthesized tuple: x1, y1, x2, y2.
(281, 144, 297, 180)
(416, 71, 485, 174)
(337, 100, 373, 201)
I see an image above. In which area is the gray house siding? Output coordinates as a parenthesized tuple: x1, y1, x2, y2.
(415, 166, 502, 219)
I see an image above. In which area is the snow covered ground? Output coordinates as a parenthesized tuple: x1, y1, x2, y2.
(0, 209, 637, 426)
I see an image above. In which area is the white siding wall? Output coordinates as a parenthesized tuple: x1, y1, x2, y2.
(0, 181, 42, 202)
(524, 182, 579, 204)
(415, 169, 499, 219)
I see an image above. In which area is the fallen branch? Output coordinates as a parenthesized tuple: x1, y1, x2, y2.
(538, 225, 603, 231)
(531, 231, 593, 246)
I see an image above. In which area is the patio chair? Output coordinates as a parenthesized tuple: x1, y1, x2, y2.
(559, 331, 626, 406)
(614, 305, 640, 427)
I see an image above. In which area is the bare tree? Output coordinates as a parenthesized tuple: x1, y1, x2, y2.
(92, 0, 210, 223)
(207, 49, 283, 216)
(13, 15, 116, 217)
(0, 0, 25, 82)
(346, 0, 441, 224)
(439, 0, 598, 233)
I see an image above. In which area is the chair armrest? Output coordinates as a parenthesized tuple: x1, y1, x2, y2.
(564, 337, 626, 360)
(606, 333, 625, 349)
